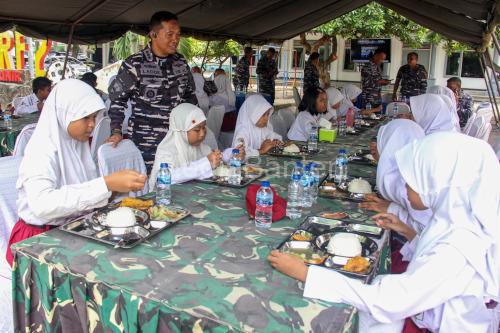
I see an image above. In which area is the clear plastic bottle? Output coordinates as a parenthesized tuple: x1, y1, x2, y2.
(228, 149, 242, 185)
(291, 160, 303, 180)
(392, 103, 399, 118)
(339, 120, 347, 136)
(156, 162, 172, 206)
(334, 149, 348, 184)
(366, 102, 372, 113)
(309, 162, 320, 203)
(3, 113, 12, 130)
(255, 181, 273, 229)
(307, 125, 318, 152)
(301, 165, 313, 208)
(286, 174, 303, 219)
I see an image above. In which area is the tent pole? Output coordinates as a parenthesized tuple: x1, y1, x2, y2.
(485, 49, 500, 97)
(62, 24, 75, 79)
(479, 53, 500, 127)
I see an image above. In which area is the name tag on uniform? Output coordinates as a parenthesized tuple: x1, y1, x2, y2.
(172, 61, 188, 76)
(140, 63, 162, 76)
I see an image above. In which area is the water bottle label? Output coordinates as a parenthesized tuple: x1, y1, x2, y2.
(230, 159, 242, 167)
(157, 175, 171, 185)
(256, 194, 272, 206)
(335, 158, 345, 167)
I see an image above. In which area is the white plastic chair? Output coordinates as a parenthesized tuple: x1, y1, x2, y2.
(279, 107, 297, 131)
(293, 87, 301, 108)
(12, 123, 37, 156)
(462, 113, 477, 135)
(386, 102, 411, 116)
(269, 111, 287, 139)
(204, 128, 219, 151)
(90, 116, 111, 161)
(218, 131, 235, 150)
(467, 115, 485, 139)
(97, 140, 148, 198)
(206, 105, 225, 141)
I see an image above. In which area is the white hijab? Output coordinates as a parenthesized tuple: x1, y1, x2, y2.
(376, 119, 432, 229)
(18, 79, 105, 190)
(338, 84, 362, 116)
(192, 72, 209, 113)
(232, 94, 280, 150)
(325, 87, 344, 119)
(214, 74, 236, 107)
(396, 132, 500, 303)
(428, 85, 461, 131)
(410, 93, 456, 135)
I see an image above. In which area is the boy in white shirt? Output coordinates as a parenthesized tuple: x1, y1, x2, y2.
(13, 77, 52, 115)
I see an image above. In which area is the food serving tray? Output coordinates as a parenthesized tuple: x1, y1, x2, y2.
(348, 149, 377, 166)
(268, 143, 320, 158)
(197, 165, 265, 188)
(276, 216, 382, 279)
(60, 204, 190, 248)
(319, 175, 376, 202)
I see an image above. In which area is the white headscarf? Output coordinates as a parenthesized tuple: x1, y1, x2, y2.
(428, 85, 461, 131)
(214, 74, 236, 107)
(150, 103, 212, 185)
(232, 94, 281, 151)
(410, 93, 457, 135)
(396, 132, 500, 302)
(325, 87, 344, 120)
(337, 84, 362, 116)
(18, 79, 105, 190)
(192, 72, 210, 113)
(376, 119, 432, 230)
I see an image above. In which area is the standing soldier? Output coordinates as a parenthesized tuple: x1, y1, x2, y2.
(107, 11, 197, 172)
(361, 48, 391, 107)
(256, 48, 279, 105)
(447, 77, 474, 128)
(233, 46, 252, 92)
(303, 52, 320, 92)
(392, 52, 428, 101)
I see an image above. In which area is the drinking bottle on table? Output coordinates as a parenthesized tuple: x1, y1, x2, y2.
(307, 125, 318, 152)
(392, 103, 399, 118)
(255, 181, 273, 229)
(286, 173, 303, 219)
(301, 165, 313, 208)
(334, 149, 348, 184)
(309, 162, 320, 203)
(228, 149, 242, 185)
(3, 113, 12, 130)
(156, 162, 171, 206)
(291, 161, 304, 180)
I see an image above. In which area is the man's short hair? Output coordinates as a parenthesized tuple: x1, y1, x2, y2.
(149, 11, 178, 32)
(244, 46, 253, 55)
(32, 77, 52, 94)
(407, 52, 418, 60)
(373, 48, 386, 56)
(309, 52, 320, 61)
(447, 77, 462, 86)
(191, 66, 201, 73)
(80, 72, 97, 87)
(267, 47, 276, 55)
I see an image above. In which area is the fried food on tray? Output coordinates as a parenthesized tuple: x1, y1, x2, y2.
(320, 212, 349, 219)
(148, 206, 182, 221)
(120, 197, 154, 210)
(343, 256, 370, 273)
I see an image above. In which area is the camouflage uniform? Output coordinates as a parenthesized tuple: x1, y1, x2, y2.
(303, 58, 319, 92)
(256, 56, 278, 104)
(361, 61, 383, 107)
(232, 56, 250, 92)
(456, 89, 473, 128)
(109, 44, 197, 172)
(396, 64, 428, 99)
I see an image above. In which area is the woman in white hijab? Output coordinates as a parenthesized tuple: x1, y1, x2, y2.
(288, 87, 329, 141)
(149, 103, 225, 189)
(337, 84, 382, 117)
(323, 87, 344, 121)
(191, 69, 210, 114)
(269, 132, 500, 333)
(232, 94, 282, 157)
(428, 85, 461, 131)
(6, 79, 146, 265)
(410, 93, 458, 135)
(209, 73, 236, 113)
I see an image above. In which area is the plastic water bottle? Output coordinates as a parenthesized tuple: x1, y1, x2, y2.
(355, 110, 362, 128)
(366, 102, 372, 112)
(3, 113, 12, 130)
(156, 162, 172, 206)
(228, 149, 242, 185)
(339, 120, 347, 136)
(307, 125, 318, 152)
(286, 174, 303, 219)
(392, 103, 399, 118)
(309, 162, 320, 203)
(255, 181, 273, 229)
(291, 161, 303, 180)
(301, 165, 313, 208)
(334, 149, 348, 184)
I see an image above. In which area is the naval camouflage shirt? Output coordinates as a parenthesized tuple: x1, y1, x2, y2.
(256, 56, 278, 99)
(396, 64, 428, 98)
(457, 88, 474, 128)
(109, 44, 197, 170)
(303, 58, 319, 92)
(361, 61, 383, 106)
(233, 56, 250, 91)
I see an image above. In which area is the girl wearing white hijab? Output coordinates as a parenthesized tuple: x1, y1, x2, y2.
(410, 93, 458, 135)
(269, 132, 500, 333)
(337, 84, 383, 117)
(324, 87, 344, 121)
(6, 79, 146, 265)
(288, 87, 329, 141)
(232, 94, 282, 157)
(209, 73, 236, 113)
(192, 71, 210, 114)
(428, 85, 461, 131)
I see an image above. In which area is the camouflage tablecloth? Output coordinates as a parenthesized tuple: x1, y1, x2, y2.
(0, 112, 39, 156)
(12, 124, 390, 333)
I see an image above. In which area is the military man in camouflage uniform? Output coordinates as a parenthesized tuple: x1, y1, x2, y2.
(303, 52, 320, 92)
(256, 48, 279, 104)
(447, 77, 474, 128)
(361, 49, 391, 107)
(392, 52, 428, 101)
(107, 11, 197, 172)
(233, 46, 252, 92)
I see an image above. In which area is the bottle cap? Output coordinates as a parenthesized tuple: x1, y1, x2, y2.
(261, 181, 270, 187)
(160, 162, 169, 168)
(295, 161, 303, 167)
(292, 174, 301, 181)
(232, 149, 240, 154)
(304, 165, 311, 171)
(310, 162, 317, 168)
(339, 149, 347, 154)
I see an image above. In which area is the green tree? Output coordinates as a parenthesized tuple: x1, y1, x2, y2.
(112, 31, 146, 60)
(188, 39, 241, 69)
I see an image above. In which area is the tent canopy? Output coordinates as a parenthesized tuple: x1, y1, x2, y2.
(0, 0, 498, 49)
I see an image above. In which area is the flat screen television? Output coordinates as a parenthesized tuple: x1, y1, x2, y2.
(351, 39, 391, 63)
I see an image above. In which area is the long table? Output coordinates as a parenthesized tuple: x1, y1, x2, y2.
(12, 123, 388, 333)
(0, 112, 40, 156)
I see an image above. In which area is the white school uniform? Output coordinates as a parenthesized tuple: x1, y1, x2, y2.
(324, 87, 344, 121)
(304, 132, 500, 333)
(14, 93, 40, 115)
(337, 84, 362, 117)
(287, 111, 323, 142)
(410, 94, 458, 135)
(428, 85, 461, 132)
(16, 79, 111, 226)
